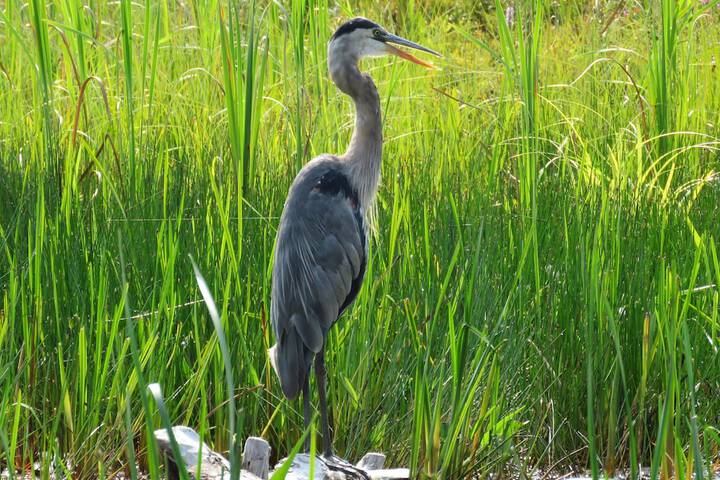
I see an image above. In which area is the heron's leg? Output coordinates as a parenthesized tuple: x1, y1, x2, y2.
(302, 377, 311, 453)
(315, 348, 333, 458)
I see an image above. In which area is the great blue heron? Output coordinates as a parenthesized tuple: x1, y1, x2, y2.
(268, 17, 440, 463)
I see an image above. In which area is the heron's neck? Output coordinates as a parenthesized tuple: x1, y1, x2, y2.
(330, 58, 382, 212)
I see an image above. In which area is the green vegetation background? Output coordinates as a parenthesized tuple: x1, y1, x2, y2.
(1, 0, 719, 478)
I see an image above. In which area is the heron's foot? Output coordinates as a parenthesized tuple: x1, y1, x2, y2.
(319, 455, 371, 480)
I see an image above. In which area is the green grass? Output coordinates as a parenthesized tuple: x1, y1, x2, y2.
(1, 0, 720, 478)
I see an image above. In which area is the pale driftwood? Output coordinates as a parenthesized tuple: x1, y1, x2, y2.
(242, 437, 270, 479)
(366, 469, 410, 479)
(154, 426, 408, 480)
(153, 426, 263, 480)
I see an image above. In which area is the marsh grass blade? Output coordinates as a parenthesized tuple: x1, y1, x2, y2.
(190, 256, 240, 479)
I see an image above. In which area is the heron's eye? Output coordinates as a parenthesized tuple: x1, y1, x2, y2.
(373, 29, 382, 38)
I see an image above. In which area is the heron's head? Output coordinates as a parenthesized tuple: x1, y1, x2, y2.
(328, 18, 440, 84)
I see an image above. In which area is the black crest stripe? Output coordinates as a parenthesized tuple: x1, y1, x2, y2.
(331, 17, 380, 41)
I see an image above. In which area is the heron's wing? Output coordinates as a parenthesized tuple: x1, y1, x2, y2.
(270, 166, 366, 400)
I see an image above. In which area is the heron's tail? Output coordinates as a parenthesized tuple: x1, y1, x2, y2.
(267, 343, 307, 401)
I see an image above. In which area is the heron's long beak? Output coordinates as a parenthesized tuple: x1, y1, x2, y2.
(382, 33, 441, 68)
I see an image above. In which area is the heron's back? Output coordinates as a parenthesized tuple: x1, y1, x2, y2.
(270, 157, 367, 400)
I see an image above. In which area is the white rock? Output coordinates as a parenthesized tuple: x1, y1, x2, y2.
(271, 454, 409, 480)
(273, 454, 334, 480)
(356, 453, 385, 471)
(154, 426, 230, 472)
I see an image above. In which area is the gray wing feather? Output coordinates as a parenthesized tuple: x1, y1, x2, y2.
(325, 269, 349, 306)
(309, 265, 337, 328)
(319, 235, 352, 292)
(270, 161, 365, 400)
(342, 242, 361, 277)
(290, 312, 323, 354)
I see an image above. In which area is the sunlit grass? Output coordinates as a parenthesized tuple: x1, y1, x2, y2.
(1, 1, 719, 479)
